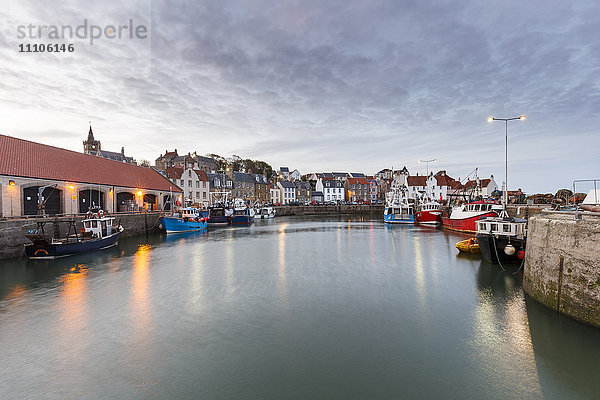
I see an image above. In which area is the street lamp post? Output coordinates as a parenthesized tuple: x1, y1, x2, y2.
(419, 158, 437, 176)
(488, 115, 526, 211)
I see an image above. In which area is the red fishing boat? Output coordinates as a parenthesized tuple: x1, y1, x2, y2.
(416, 201, 443, 225)
(442, 201, 500, 234)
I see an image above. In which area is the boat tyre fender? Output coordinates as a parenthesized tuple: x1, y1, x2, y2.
(98, 210, 104, 218)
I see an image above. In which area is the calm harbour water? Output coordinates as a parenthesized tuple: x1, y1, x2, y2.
(1, 216, 599, 399)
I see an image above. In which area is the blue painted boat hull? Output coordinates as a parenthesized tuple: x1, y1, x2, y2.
(231, 215, 254, 225)
(384, 214, 415, 224)
(208, 215, 230, 226)
(160, 216, 208, 233)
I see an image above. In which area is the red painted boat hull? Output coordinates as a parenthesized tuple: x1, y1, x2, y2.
(416, 209, 442, 225)
(442, 212, 497, 234)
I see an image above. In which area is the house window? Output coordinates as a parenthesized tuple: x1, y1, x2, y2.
(203, 182, 206, 188)
(180, 180, 184, 186)
(196, 192, 200, 198)
(196, 181, 200, 188)
(203, 192, 206, 199)
(188, 180, 192, 187)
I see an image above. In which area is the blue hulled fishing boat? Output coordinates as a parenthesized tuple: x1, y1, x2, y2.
(383, 187, 415, 224)
(230, 198, 255, 225)
(160, 207, 208, 233)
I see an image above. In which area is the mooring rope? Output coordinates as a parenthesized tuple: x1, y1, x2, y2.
(491, 232, 506, 272)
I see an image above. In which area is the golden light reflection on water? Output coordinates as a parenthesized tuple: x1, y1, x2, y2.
(4, 284, 26, 303)
(132, 244, 152, 335)
(60, 265, 89, 326)
(57, 265, 89, 360)
(278, 223, 289, 302)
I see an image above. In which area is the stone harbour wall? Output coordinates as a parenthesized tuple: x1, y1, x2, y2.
(274, 204, 384, 216)
(523, 210, 600, 327)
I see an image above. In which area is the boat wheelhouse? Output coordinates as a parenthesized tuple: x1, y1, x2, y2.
(384, 187, 415, 224)
(256, 206, 275, 219)
(442, 201, 500, 234)
(416, 201, 442, 225)
(475, 216, 526, 264)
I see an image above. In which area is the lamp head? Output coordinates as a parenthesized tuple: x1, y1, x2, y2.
(488, 117, 495, 122)
(519, 115, 526, 120)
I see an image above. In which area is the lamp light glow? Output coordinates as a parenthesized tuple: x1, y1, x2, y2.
(69, 185, 75, 190)
(488, 117, 494, 122)
(519, 115, 526, 120)
(9, 180, 16, 186)
(137, 190, 143, 196)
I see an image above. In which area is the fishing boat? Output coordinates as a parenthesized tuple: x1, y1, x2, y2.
(25, 209, 123, 259)
(230, 199, 255, 225)
(456, 237, 480, 254)
(160, 207, 208, 233)
(207, 204, 232, 226)
(475, 216, 526, 264)
(416, 200, 443, 225)
(384, 187, 415, 224)
(256, 206, 275, 219)
(207, 191, 233, 226)
(442, 201, 500, 234)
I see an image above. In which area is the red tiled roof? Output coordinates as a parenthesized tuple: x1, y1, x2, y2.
(434, 174, 458, 187)
(193, 169, 209, 181)
(407, 175, 427, 186)
(448, 180, 462, 189)
(347, 177, 369, 184)
(166, 166, 184, 180)
(0, 134, 181, 192)
(465, 179, 492, 189)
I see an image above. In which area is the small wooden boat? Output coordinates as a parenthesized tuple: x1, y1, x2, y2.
(456, 237, 480, 254)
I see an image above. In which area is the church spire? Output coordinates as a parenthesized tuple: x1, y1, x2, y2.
(87, 124, 94, 141)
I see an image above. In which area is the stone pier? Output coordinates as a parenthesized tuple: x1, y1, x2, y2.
(523, 210, 600, 327)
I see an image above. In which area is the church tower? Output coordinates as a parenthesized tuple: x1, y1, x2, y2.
(83, 125, 101, 155)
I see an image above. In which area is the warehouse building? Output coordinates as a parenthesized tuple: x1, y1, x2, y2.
(0, 134, 182, 217)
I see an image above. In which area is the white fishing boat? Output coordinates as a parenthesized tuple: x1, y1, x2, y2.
(256, 206, 275, 219)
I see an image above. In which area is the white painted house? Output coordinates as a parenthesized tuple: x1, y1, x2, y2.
(316, 178, 345, 202)
(290, 169, 301, 181)
(166, 167, 210, 208)
(270, 183, 282, 204)
(277, 181, 296, 204)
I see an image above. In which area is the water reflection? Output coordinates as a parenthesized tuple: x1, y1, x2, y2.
(278, 223, 288, 304)
(472, 262, 543, 398)
(1, 217, 599, 400)
(526, 295, 600, 399)
(131, 244, 152, 334)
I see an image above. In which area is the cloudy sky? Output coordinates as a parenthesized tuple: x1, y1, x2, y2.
(1, 0, 599, 193)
